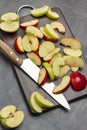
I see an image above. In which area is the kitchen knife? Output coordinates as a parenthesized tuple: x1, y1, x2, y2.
(0, 39, 70, 110)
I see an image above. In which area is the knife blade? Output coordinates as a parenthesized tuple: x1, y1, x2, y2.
(0, 39, 70, 110)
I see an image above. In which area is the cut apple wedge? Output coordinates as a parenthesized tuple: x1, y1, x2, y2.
(52, 57, 65, 77)
(20, 19, 39, 29)
(44, 24, 59, 40)
(60, 37, 82, 49)
(46, 9, 59, 19)
(58, 65, 70, 77)
(26, 26, 43, 38)
(43, 47, 60, 61)
(22, 34, 32, 52)
(39, 41, 55, 58)
(35, 92, 54, 108)
(38, 68, 48, 85)
(14, 36, 24, 54)
(71, 67, 79, 72)
(50, 21, 66, 34)
(53, 75, 70, 94)
(0, 12, 19, 33)
(43, 62, 55, 80)
(26, 52, 42, 66)
(31, 5, 49, 17)
(63, 48, 82, 57)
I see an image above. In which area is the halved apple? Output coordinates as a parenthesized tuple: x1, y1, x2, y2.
(0, 12, 19, 33)
(60, 37, 82, 49)
(26, 26, 43, 38)
(52, 57, 65, 77)
(20, 19, 39, 29)
(44, 24, 59, 40)
(39, 41, 55, 58)
(63, 48, 82, 57)
(14, 36, 24, 54)
(53, 75, 70, 94)
(43, 47, 60, 61)
(38, 68, 48, 85)
(46, 9, 59, 19)
(50, 21, 66, 34)
(31, 5, 49, 17)
(43, 62, 55, 80)
(26, 52, 42, 66)
(22, 34, 32, 52)
(35, 92, 54, 108)
(0, 105, 24, 129)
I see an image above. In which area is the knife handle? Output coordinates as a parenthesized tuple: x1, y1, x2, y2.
(0, 39, 23, 66)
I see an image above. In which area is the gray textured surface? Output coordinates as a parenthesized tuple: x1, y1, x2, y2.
(0, 0, 87, 130)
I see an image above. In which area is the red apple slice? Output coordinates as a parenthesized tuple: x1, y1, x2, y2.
(14, 36, 24, 54)
(39, 41, 55, 58)
(26, 52, 42, 66)
(38, 68, 48, 85)
(53, 75, 70, 94)
(50, 21, 66, 34)
(20, 19, 39, 29)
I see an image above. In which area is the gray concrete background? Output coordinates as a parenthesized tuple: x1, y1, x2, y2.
(0, 0, 87, 130)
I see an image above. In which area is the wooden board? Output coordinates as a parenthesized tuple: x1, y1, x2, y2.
(0, 7, 87, 114)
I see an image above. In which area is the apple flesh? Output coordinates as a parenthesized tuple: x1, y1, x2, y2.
(46, 9, 59, 19)
(20, 19, 39, 29)
(38, 68, 48, 85)
(14, 36, 24, 54)
(53, 75, 70, 94)
(70, 72, 87, 91)
(58, 65, 70, 77)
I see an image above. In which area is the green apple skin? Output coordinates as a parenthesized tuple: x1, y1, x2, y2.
(43, 62, 55, 80)
(47, 9, 59, 20)
(44, 24, 59, 40)
(31, 5, 49, 17)
(0, 118, 10, 128)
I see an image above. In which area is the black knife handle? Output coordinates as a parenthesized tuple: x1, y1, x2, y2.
(0, 39, 23, 66)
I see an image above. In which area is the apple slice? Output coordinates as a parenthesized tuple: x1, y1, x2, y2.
(44, 24, 59, 40)
(14, 36, 24, 54)
(35, 92, 54, 108)
(43, 47, 60, 61)
(29, 91, 43, 113)
(26, 26, 43, 38)
(60, 37, 82, 49)
(0, 105, 24, 129)
(64, 56, 84, 68)
(70, 72, 87, 91)
(46, 9, 59, 19)
(43, 62, 55, 80)
(20, 19, 39, 29)
(22, 34, 32, 52)
(58, 65, 70, 77)
(38, 68, 48, 85)
(31, 5, 49, 17)
(26, 52, 42, 66)
(52, 57, 65, 77)
(71, 67, 79, 72)
(50, 21, 66, 34)
(53, 75, 70, 94)
(0, 12, 19, 33)
(28, 34, 40, 51)
(63, 48, 82, 57)
(39, 41, 55, 58)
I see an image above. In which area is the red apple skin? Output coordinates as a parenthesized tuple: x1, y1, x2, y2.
(14, 37, 24, 54)
(70, 72, 87, 91)
(43, 35, 57, 42)
(20, 21, 39, 29)
(39, 70, 48, 86)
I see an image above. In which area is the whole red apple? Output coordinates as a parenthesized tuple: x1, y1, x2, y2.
(70, 72, 87, 91)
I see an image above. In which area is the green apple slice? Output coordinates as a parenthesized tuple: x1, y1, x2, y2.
(47, 9, 59, 19)
(31, 5, 49, 17)
(44, 24, 59, 40)
(1, 12, 18, 21)
(43, 62, 55, 80)
(35, 92, 54, 108)
(29, 92, 43, 113)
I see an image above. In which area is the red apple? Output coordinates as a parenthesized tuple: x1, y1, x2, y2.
(14, 36, 24, 54)
(38, 68, 48, 85)
(70, 72, 87, 91)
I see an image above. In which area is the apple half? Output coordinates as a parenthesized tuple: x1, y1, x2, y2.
(46, 9, 59, 19)
(53, 75, 70, 94)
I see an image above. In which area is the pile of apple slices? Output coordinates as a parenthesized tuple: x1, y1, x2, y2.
(29, 91, 54, 113)
(0, 105, 24, 129)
